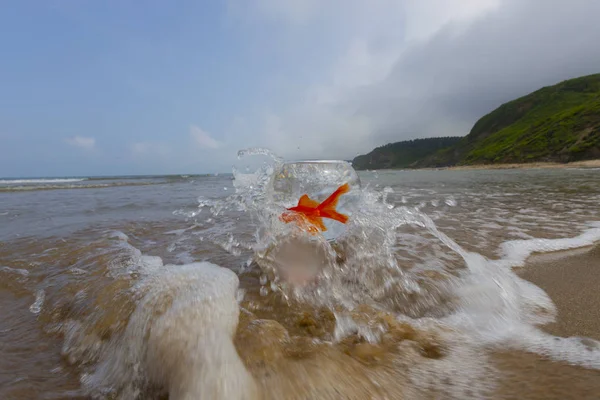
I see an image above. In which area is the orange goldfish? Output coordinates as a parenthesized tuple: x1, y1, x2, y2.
(280, 183, 350, 233)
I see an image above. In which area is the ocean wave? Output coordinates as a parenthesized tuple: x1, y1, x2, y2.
(0, 178, 87, 184)
(497, 221, 600, 268)
(85, 174, 217, 181)
(0, 182, 160, 192)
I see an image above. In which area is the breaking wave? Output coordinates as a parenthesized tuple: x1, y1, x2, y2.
(0, 178, 87, 184)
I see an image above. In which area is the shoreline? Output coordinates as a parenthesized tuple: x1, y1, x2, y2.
(493, 245, 600, 399)
(517, 244, 600, 341)
(441, 159, 600, 171)
(357, 159, 600, 172)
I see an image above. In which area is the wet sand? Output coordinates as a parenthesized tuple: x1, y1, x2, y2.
(442, 159, 600, 171)
(491, 244, 600, 400)
(493, 350, 600, 400)
(518, 244, 600, 341)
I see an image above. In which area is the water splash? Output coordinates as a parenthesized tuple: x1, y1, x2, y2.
(187, 149, 463, 321)
(199, 149, 600, 369)
(29, 289, 45, 314)
(82, 262, 256, 399)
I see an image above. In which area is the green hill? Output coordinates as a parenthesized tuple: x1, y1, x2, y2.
(352, 137, 462, 170)
(354, 74, 600, 169)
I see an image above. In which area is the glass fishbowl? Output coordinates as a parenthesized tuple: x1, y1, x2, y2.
(269, 160, 361, 241)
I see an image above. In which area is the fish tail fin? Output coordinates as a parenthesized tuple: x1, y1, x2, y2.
(318, 183, 350, 225)
(317, 183, 350, 211)
(320, 209, 349, 224)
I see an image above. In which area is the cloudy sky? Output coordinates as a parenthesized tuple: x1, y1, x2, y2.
(2, 0, 599, 177)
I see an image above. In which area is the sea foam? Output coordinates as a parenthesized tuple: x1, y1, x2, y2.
(446, 222, 600, 369)
(0, 178, 86, 184)
(83, 262, 256, 400)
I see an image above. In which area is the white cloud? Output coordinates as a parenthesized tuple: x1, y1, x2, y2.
(227, 0, 502, 159)
(402, 0, 500, 42)
(228, 0, 600, 160)
(190, 125, 220, 149)
(65, 136, 95, 150)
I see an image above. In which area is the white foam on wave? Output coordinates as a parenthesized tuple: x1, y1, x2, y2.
(0, 178, 86, 184)
(0, 266, 30, 276)
(83, 261, 256, 400)
(446, 221, 600, 369)
(497, 221, 600, 268)
(29, 289, 45, 314)
(53, 233, 257, 398)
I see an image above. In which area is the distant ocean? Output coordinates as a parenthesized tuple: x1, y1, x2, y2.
(0, 174, 221, 193)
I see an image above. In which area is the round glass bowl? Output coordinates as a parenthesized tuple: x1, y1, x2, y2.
(270, 160, 361, 241)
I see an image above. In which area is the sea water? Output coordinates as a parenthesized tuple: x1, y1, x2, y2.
(1, 152, 600, 399)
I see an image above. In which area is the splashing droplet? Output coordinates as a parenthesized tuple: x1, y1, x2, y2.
(445, 196, 457, 207)
(29, 289, 45, 314)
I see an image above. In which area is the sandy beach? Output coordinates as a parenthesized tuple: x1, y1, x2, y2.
(441, 159, 600, 171)
(518, 244, 600, 341)
(487, 244, 600, 400)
